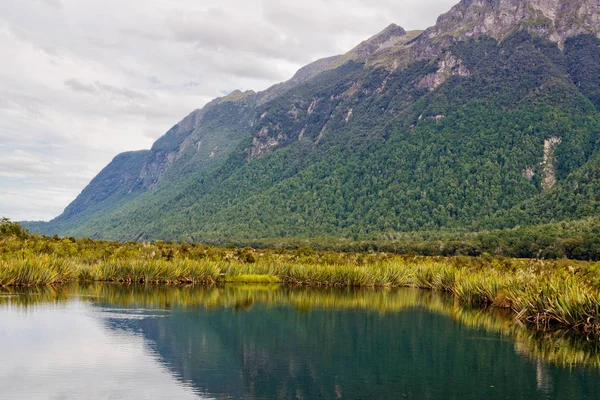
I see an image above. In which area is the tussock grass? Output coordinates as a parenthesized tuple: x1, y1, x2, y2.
(79, 259, 223, 284)
(2, 249, 600, 333)
(0, 255, 71, 286)
(224, 274, 281, 284)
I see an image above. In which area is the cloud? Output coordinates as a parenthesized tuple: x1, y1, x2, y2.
(166, 8, 306, 63)
(65, 79, 150, 99)
(65, 78, 96, 93)
(0, 0, 457, 221)
(0, 149, 52, 177)
(40, 0, 62, 8)
(95, 82, 149, 99)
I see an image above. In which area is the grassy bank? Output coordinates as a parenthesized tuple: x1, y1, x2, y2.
(2, 219, 600, 334)
(2, 252, 600, 334)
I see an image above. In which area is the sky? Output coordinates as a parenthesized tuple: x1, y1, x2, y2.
(0, 0, 457, 221)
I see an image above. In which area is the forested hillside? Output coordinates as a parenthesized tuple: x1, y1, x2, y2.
(23, 0, 600, 252)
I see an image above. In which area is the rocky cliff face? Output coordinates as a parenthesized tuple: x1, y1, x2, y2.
(365, 0, 600, 70)
(347, 23, 408, 59)
(136, 109, 205, 190)
(136, 90, 258, 190)
(130, 53, 361, 191)
(430, 0, 600, 46)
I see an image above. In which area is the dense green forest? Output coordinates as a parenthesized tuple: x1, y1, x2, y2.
(26, 32, 600, 244)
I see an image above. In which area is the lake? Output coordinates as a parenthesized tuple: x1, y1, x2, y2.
(0, 284, 599, 399)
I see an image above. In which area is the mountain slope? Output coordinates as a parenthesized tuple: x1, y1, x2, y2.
(26, 0, 600, 243)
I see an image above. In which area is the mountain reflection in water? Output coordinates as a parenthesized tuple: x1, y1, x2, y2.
(1, 284, 599, 400)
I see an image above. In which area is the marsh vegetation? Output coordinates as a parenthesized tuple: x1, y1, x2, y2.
(2, 218, 600, 334)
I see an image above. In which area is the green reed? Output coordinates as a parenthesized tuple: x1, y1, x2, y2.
(2, 249, 600, 333)
(0, 255, 71, 286)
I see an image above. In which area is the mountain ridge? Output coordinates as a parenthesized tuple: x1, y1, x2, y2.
(23, 0, 600, 246)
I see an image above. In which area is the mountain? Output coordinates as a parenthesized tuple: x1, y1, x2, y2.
(25, 0, 600, 245)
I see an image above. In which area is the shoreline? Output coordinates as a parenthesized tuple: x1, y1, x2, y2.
(3, 223, 600, 336)
(2, 253, 600, 335)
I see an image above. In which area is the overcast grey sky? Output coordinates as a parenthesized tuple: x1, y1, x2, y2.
(0, 0, 457, 221)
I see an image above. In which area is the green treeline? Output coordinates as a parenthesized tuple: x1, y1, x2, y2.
(246, 218, 600, 261)
(14, 216, 600, 261)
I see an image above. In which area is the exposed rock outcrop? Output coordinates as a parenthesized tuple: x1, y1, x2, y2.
(378, 0, 600, 69)
(542, 136, 562, 190)
(430, 0, 600, 47)
(418, 52, 471, 90)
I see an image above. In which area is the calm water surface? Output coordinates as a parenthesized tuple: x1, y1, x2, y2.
(0, 284, 599, 399)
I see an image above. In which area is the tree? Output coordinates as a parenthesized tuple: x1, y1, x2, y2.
(0, 218, 29, 239)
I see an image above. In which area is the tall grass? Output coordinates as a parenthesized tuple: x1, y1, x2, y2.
(0, 255, 71, 286)
(2, 251, 600, 333)
(77, 259, 224, 284)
